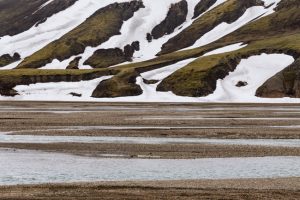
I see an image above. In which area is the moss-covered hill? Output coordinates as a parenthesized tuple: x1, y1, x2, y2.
(156, 0, 300, 98)
(0, 0, 299, 100)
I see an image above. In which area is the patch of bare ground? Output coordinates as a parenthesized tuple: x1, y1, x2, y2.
(0, 102, 300, 139)
(0, 178, 299, 200)
(0, 143, 299, 159)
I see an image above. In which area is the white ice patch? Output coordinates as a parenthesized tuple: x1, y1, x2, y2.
(203, 42, 247, 56)
(184, 0, 281, 50)
(0, 76, 112, 101)
(206, 54, 295, 102)
(40, 58, 74, 70)
(33, 0, 55, 14)
(141, 58, 196, 80)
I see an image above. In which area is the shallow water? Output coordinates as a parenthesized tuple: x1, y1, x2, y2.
(2, 106, 300, 113)
(130, 117, 300, 121)
(0, 149, 299, 185)
(1, 134, 300, 147)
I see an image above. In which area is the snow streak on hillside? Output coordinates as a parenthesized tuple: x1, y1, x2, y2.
(0, 0, 132, 69)
(1, 0, 298, 103)
(184, 0, 281, 50)
(2, 51, 298, 103)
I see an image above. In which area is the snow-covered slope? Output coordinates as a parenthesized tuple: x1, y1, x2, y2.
(0, 0, 299, 102)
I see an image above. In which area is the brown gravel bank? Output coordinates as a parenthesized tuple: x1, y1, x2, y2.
(1, 101, 300, 139)
(0, 178, 299, 200)
(0, 143, 299, 159)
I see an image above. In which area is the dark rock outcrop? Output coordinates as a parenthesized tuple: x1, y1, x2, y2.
(124, 41, 140, 59)
(193, 0, 217, 19)
(69, 92, 82, 97)
(84, 48, 127, 68)
(92, 70, 142, 98)
(0, 0, 78, 37)
(0, 88, 18, 97)
(236, 81, 248, 87)
(150, 0, 188, 39)
(143, 79, 160, 84)
(0, 53, 21, 67)
(146, 33, 152, 42)
(256, 58, 300, 98)
(85, 41, 140, 68)
(66, 57, 81, 69)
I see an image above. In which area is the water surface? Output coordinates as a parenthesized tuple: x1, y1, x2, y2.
(0, 149, 299, 185)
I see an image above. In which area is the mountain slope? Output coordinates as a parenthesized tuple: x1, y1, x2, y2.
(0, 0, 78, 37)
(0, 0, 299, 102)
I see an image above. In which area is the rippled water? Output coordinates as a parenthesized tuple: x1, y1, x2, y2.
(0, 149, 300, 185)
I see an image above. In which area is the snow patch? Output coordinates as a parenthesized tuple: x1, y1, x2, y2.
(184, 0, 281, 50)
(33, 0, 55, 14)
(203, 43, 247, 56)
(0, 76, 112, 101)
(206, 53, 295, 102)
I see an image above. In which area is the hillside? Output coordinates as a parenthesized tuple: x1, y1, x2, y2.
(0, 0, 299, 102)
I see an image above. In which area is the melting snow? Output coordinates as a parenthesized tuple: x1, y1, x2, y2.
(1, 49, 297, 103)
(184, 0, 281, 50)
(0, 76, 112, 101)
(30, 0, 228, 69)
(0, 0, 133, 70)
(207, 54, 294, 102)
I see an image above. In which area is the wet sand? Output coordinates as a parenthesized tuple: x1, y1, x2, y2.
(1, 178, 299, 200)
